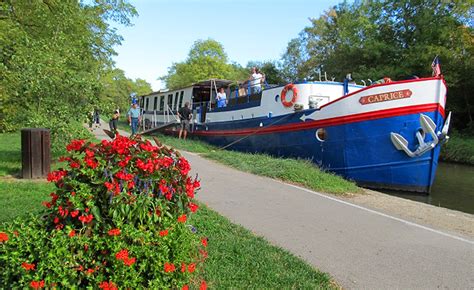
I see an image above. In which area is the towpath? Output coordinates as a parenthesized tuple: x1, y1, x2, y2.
(90, 121, 474, 289)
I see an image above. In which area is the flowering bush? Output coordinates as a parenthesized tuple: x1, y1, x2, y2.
(0, 135, 207, 288)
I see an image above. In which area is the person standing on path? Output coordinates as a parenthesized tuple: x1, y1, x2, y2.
(178, 102, 192, 140)
(127, 102, 141, 136)
(93, 108, 101, 128)
(109, 109, 120, 136)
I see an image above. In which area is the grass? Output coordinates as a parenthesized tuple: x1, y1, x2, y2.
(440, 134, 474, 165)
(0, 130, 337, 288)
(0, 132, 22, 176)
(118, 119, 361, 195)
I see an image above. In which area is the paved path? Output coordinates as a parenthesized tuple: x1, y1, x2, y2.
(91, 121, 474, 289)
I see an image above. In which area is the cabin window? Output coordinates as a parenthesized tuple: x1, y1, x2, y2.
(179, 91, 184, 108)
(159, 96, 165, 111)
(167, 94, 173, 110)
(145, 98, 149, 111)
(174, 92, 179, 110)
(316, 128, 327, 142)
(153, 97, 158, 110)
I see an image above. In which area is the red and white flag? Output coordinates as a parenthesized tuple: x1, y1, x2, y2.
(431, 56, 441, 77)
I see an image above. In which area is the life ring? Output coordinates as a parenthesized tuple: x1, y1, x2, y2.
(281, 84, 298, 107)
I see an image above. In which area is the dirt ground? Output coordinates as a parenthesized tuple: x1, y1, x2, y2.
(340, 189, 474, 239)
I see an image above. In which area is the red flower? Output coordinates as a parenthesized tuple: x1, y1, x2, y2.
(159, 230, 168, 237)
(68, 230, 75, 237)
(159, 182, 169, 194)
(115, 249, 129, 260)
(182, 285, 189, 290)
(99, 281, 118, 290)
(188, 202, 199, 213)
(115, 171, 134, 181)
(201, 237, 208, 247)
(41, 201, 52, 208)
(71, 191, 76, 196)
(85, 149, 95, 158)
(58, 206, 69, 217)
(177, 214, 187, 223)
(177, 157, 191, 175)
(76, 265, 84, 271)
(188, 263, 196, 273)
(53, 217, 60, 224)
(84, 157, 98, 169)
(86, 268, 95, 274)
(47, 170, 67, 183)
(78, 214, 93, 224)
(123, 257, 136, 266)
(108, 228, 121, 236)
(70, 210, 79, 218)
(69, 161, 80, 169)
(139, 141, 156, 152)
(181, 262, 186, 273)
(30, 280, 45, 289)
(66, 139, 85, 152)
(104, 182, 114, 191)
(200, 280, 207, 290)
(118, 155, 132, 167)
(21, 262, 35, 271)
(164, 262, 175, 273)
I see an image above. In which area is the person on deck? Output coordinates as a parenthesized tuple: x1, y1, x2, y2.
(216, 87, 227, 108)
(127, 102, 141, 136)
(249, 67, 263, 94)
(178, 102, 193, 140)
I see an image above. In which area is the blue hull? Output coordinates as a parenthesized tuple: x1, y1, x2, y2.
(191, 109, 444, 193)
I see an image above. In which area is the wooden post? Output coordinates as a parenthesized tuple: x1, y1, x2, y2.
(21, 128, 50, 179)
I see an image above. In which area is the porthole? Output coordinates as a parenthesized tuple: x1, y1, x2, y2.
(316, 128, 327, 142)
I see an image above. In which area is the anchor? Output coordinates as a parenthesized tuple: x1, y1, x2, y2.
(390, 112, 451, 158)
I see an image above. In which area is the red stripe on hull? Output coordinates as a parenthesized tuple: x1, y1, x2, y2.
(194, 103, 445, 136)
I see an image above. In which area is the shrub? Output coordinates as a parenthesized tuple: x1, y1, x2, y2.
(0, 135, 207, 288)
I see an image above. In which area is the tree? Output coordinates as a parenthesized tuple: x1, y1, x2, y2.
(281, 0, 473, 131)
(101, 68, 152, 112)
(160, 39, 247, 89)
(0, 0, 137, 146)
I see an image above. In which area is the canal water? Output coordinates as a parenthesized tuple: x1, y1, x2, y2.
(384, 162, 474, 214)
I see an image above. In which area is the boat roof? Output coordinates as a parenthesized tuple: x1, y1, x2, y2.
(191, 79, 234, 88)
(139, 79, 234, 98)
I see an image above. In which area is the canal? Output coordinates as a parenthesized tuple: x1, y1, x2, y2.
(384, 162, 474, 214)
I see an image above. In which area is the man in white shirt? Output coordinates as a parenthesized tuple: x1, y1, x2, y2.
(250, 67, 263, 94)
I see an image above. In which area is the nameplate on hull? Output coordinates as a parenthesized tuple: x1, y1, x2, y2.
(359, 89, 412, 105)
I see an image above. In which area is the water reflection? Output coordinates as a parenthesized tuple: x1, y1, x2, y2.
(382, 162, 474, 214)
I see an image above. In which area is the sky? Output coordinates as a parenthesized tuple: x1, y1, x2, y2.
(112, 0, 342, 91)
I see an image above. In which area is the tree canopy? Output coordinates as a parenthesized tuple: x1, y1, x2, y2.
(281, 0, 473, 131)
(0, 0, 144, 146)
(160, 39, 248, 90)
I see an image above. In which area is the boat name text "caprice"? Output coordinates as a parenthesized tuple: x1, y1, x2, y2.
(359, 89, 412, 105)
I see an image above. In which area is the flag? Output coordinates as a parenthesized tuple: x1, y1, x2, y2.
(431, 56, 441, 77)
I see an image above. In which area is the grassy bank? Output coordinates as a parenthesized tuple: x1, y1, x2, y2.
(117, 120, 360, 195)
(0, 131, 336, 288)
(440, 134, 474, 165)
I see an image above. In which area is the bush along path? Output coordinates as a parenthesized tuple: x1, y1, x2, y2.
(0, 136, 206, 289)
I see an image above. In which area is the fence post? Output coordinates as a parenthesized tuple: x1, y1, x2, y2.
(21, 128, 50, 179)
